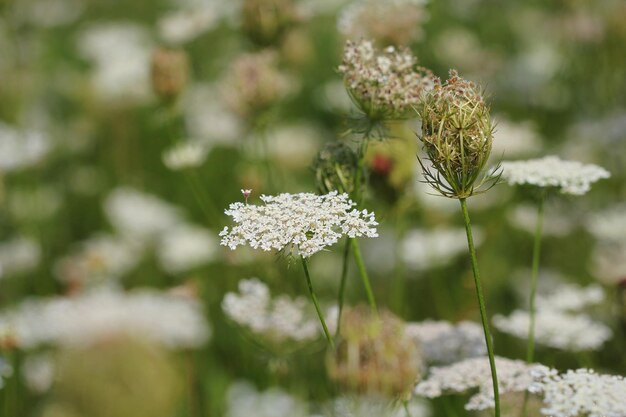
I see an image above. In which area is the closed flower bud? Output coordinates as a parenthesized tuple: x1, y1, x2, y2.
(242, 0, 299, 46)
(150, 48, 189, 101)
(313, 142, 359, 194)
(418, 70, 495, 199)
(327, 305, 421, 397)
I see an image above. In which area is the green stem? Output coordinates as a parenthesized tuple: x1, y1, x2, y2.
(459, 198, 500, 417)
(335, 238, 352, 338)
(526, 194, 545, 363)
(300, 257, 335, 349)
(351, 239, 378, 315)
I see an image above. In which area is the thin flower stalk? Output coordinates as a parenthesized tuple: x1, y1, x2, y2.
(300, 257, 334, 349)
(459, 198, 500, 417)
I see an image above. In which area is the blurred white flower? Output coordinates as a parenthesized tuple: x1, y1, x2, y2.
(507, 204, 575, 237)
(54, 234, 143, 286)
(415, 356, 538, 411)
(77, 22, 153, 103)
(0, 236, 41, 279)
(590, 241, 626, 285)
(262, 123, 321, 169)
(222, 278, 323, 344)
(586, 204, 626, 243)
(493, 309, 611, 351)
(323, 395, 431, 417)
(220, 192, 378, 258)
(183, 83, 242, 144)
(225, 381, 309, 417)
(491, 116, 542, 159)
(499, 156, 610, 195)
(158, 6, 217, 45)
(7, 185, 63, 223)
(104, 187, 184, 241)
(401, 227, 483, 271)
(529, 367, 626, 417)
(15, 0, 85, 28)
(0, 122, 51, 173)
(405, 320, 487, 364)
(0, 287, 210, 349)
(162, 140, 208, 170)
(21, 353, 55, 393)
(157, 224, 218, 274)
(535, 283, 604, 313)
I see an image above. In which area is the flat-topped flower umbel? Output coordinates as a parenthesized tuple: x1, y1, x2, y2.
(219, 191, 378, 258)
(499, 156, 610, 195)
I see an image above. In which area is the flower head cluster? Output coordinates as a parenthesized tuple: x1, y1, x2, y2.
(586, 204, 626, 243)
(328, 306, 421, 397)
(415, 356, 537, 411)
(338, 0, 428, 47)
(313, 142, 359, 194)
(0, 122, 51, 173)
(401, 227, 484, 271)
(162, 141, 208, 170)
(224, 50, 292, 119)
(0, 236, 41, 279)
(325, 395, 432, 417)
(493, 309, 611, 351)
(220, 191, 378, 258)
(222, 278, 324, 346)
(338, 40, 434, 120)
(419, 70, 494, 199)
(405, 320, 487, 364)
(499, 156, 610, 195)
(535, 283, 604, 313)
(225, 381, 309, 417)
(241, 0, 299, 46)
(529, 367, 626, 417)
(0, 287, 210, 349)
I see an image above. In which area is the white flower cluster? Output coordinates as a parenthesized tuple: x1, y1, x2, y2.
(338, 40, 434, 119)
(590, 241, 626, 285)
(225, 381, 309, 417)
(0, 287, 210, 349)
(491, 116, 542, 159)
(0, 122, 51, 173)
(157, 0, 218, 44)
(405, 320, 487, 364)
(499, 156, 610, 195)
(0, 236, 41, 279)
(586, 204, 626, 243)
(76, 22, 153, 103)
(493, 309, 611, 351)
(220, 192, 378, 258)
(157, 225, 219, 274)
(322, 395, 431, 417)
(222, 278, 323, 344)
(507, 203, 575, 237)
(162, 141, 208, 170)
(104, 187, 184, 240)
(415, 356, 537, 411)
(535, 283, 604, 313)
(401, 227, 483, 271)
(529, 367, 626, 417)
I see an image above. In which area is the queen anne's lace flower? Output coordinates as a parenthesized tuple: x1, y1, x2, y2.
(0, 287, 210, 349)
(220, 191, 378, 258)
(415, 356, 537, 411)
(499, 156, 610, 195)
(529, 367, 626, 417)
(162, 141, 208, 170)
(338, 40, 434, 119)
(535, 283, 604, 313)
(493, 309, 611, 351)
(405, 320, 487, 364)
(222, 278, 324, 345)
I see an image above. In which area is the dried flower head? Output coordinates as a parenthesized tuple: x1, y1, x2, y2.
(150, 47, 190, 100)
(327, 305, 421, 397)
(529, 367, 626, 417)
(313, 142, 359, 194)
(224, 50, 292, 120)
(415, 356, 538, 411)
(338, 0, 428, 47)
(338, 40, 434, 122)
(499, 156, 610, 195)
(219, 191, 378, 258)
(418, 70, 495, 199)
(241, 0, 299, 46)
